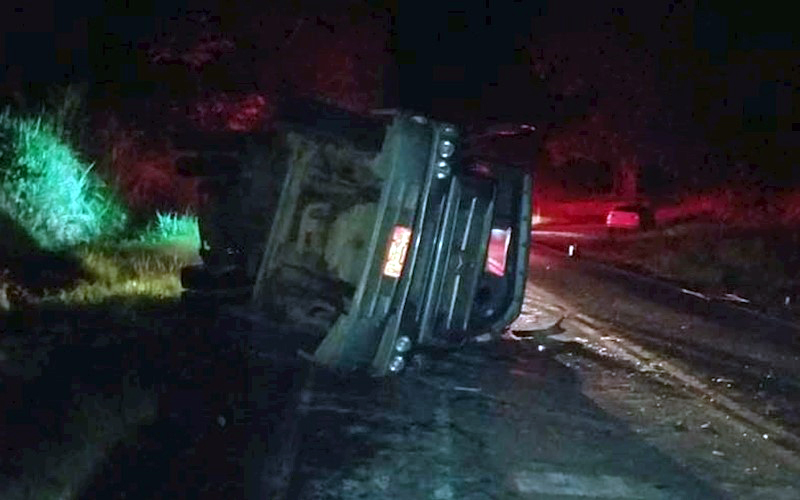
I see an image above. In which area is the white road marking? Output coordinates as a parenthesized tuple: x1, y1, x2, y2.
(561, 313, 800, 453)
(721, 292, 750, 303)
(680, 288, 710, 300)
(514, 469, 669, 498)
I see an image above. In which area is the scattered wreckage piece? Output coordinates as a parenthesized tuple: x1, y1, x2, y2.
(177, 98, 533, 376)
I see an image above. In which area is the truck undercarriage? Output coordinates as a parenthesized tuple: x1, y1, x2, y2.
(177, 100, 533, 376)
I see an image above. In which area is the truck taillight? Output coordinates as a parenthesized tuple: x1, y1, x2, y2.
(485, 228, 512, 276)
(383, 225, 412, 278)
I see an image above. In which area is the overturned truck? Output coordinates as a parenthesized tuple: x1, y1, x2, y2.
(178, 100, 533, 376)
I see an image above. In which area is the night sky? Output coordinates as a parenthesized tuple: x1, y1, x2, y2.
(2, 1, 795, 116)
(1, 0, 797, 185)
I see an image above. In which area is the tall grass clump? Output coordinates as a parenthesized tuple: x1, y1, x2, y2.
(137, 212, 200, 247)
(0, 109, 128, 249)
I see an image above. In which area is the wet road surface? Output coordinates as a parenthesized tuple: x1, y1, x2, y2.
(289, 341, 721, 499)
(284, 244, 800, 498)
(7, 242, 800, 498)
(24, 299, 720, 499)
(527, 243, 800, 437)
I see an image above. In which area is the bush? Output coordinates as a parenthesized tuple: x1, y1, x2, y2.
(92, 115, 200, 217)
(0, 109, 128, 250)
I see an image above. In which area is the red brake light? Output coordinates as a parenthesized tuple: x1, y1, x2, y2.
(486, 228, 512, 276)
(383, 225, 412, 278)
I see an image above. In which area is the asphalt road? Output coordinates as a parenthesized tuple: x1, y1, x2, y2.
(527, 242, 800, 432)
(289, 341, 721, 499)
(13, 241, 799, 499)
(285, 245, 800, 499)
(67, 306, 713, 500)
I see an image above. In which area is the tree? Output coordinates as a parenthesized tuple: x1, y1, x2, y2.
(528, 3, 715, 198)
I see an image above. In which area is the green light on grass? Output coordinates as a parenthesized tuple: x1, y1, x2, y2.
(138, 212, 200, 247)
(0, 110, 127, 249)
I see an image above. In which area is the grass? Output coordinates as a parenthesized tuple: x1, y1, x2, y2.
(0, 110, 128, 250)
(0, 99, 210, 499)
(0, 227, 200, 310)
(0, 237, 199, 499)
(540, 223, 800, 311)
(45, 242, 199, 306)
(135, 212, 201, 247)
(646, 190, 800, 305)
(620, 226, 797, 300)
(0, 235, 199, 498)
(0, 106, 203, 307)
(0, 105, 202, 309)
(536, 189, 800, 311)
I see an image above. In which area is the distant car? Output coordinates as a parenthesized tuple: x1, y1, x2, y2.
(606, 204, 655, 232)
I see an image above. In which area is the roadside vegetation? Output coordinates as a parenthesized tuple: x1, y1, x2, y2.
(0, 100, 202, 498)
(0, 105, 200, 310)
(590, 224, 798, 307)
(0, 110, 127, 251)
(638, 191, 798, 309)
(536, 190, 800, 312)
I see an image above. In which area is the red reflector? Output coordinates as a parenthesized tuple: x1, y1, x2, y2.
(383, 225, 412, 278)
(485, 228, 512, 276)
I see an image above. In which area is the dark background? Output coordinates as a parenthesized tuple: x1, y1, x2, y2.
(1, 0, 798, 192)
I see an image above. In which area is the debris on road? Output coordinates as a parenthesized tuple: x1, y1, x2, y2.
(515, 283, 800, 498)
(471, 332, 494, 343)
